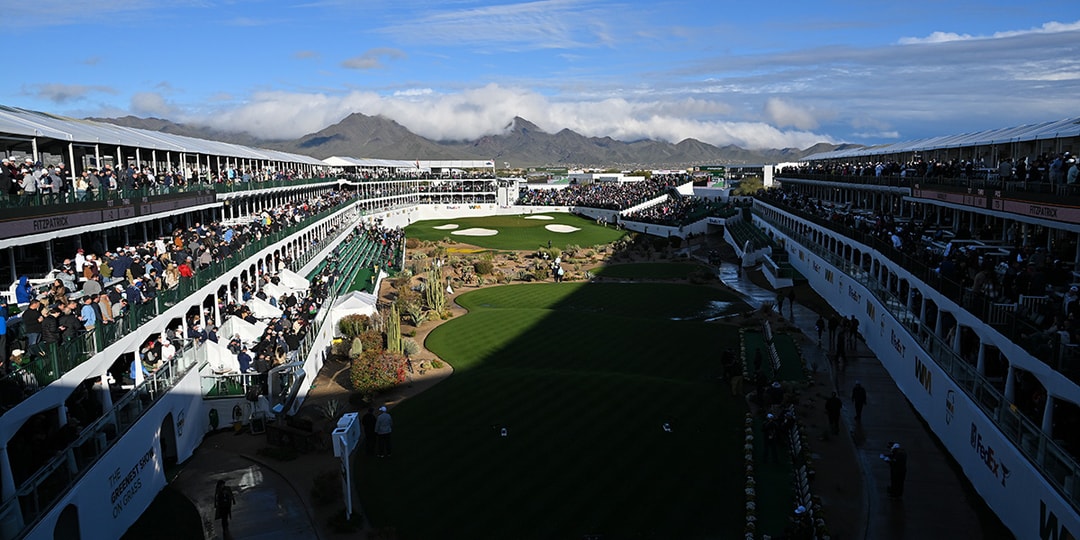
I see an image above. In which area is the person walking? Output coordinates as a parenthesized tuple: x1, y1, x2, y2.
(828, 315, 840, 352)
(825, 391, 843, 436)
(882, 443, 908, 498)
(787, 288, 796, 319)
(375, 405, 393, 457)
(763, 413, 782, 464)
(814, 315, 825, 346)
(776, 292, 785, 315)
(214, 479, 236, 536)
(361, 407, 377, 455)
(848, 315, 859, 351)
(852, 381, 868, 422)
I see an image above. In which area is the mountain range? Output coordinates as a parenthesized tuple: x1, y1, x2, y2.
(90, 113, 859, 168)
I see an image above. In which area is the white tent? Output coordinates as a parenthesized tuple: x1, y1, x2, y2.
(262, 282, 291, 301)
(277, 268, 310, 291)
(200, 339, 240, 374)
(220, 316, 267, 345)
(330, 290, 378, 337)
(247, 297, 284, 319)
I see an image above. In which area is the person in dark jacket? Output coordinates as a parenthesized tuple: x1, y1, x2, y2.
(41, 308, 62, 345)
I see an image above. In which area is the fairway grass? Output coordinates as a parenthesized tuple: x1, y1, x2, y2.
(357, 282, 750, 539)
(404, 213, 626, 251)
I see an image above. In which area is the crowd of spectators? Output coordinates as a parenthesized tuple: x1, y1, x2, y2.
(621, 195, 733, 227)
(1, 190, 357, 370)
(782, 152, 1078, 186)
(516, 174, 690, 210)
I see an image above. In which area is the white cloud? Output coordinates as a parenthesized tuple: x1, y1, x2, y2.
(378, 0, 617, 51)
(131, 92, 176, 117)
(25, 83, 116, 103)
(179, 84, 834, 149)
(900, 19, 1080, 44)
(763, 98, 820, 130)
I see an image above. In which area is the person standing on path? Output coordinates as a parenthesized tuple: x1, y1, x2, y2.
(825, 391, 843, 436)
(776, 292, 785, 315)
(852, 381, 867, 422)
(815, 315, 825, 346)
(848, 315, 860, 351)
(882, 442, 908, 498)
(763, 413, 782, 464)
(214, 479, 236, 537)
(361, 407, 377, 455)
(375, 405, 393, 457)
(787, 288, 796, 319)
(828, 315, 840, 352)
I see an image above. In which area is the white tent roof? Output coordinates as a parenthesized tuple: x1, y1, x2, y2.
(277, 268, 309, 291)
(200, 339, 240, 374)
(220, 316, 267, 344)
(262, 282, 291, 300)
(246, 297, 284, 319)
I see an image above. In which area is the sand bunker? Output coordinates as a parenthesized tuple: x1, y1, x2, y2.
(524, 215, 555, 220)
(545, 224, 581, 233)
(433, 224, 460, 230)
(452, 228, 499, 237)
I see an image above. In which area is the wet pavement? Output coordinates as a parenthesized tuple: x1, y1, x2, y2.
(715, 259, 1008, 539)
(170, 435, 324, 540)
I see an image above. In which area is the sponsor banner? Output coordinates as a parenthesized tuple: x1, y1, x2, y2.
(0, 210, 104, 239)
(911, 188, 988, 209)
(997, 199, 1080, 225)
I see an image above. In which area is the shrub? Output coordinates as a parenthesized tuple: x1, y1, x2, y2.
(431, 359, 444, 369)
(358, 329, 384, 353)
(473, 259, 494, 275)
(402, 338, 421, 357)
(404, 237, 421, 249)
(349, 337, 364, 359)
(350, 349, 408, 395)
(338, 314, 370, 339)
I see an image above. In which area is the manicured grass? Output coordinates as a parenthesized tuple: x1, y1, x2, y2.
(743, 331, 805, 382)
(404, 213, 627, 251)
(356, 282, 750, 539)
(593, 261, 713, 280)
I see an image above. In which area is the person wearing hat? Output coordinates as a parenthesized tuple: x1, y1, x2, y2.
(1068, 157, 1079, 186)
(375, 405, 393, 458)
(763, 412, 782, 464)
(882, 442, 908, 497)
(786, 504, 813, 540)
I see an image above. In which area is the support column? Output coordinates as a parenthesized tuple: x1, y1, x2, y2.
(99, 373, 113, 410)
(976, 342, 986, 375)
(0, 445, 16, 503)
(1004, 364, 1016, 402)
(1043, 394, 1055, 433)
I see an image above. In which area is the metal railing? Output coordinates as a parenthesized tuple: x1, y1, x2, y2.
(754, 199, 1080, 513)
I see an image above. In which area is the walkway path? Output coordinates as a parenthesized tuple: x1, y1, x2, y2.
(716, 259, 1011, 539)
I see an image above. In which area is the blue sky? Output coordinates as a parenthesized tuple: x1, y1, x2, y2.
(3, 0, 1079, 150)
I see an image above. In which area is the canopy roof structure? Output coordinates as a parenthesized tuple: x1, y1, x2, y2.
(804, 117, 1080, 161)
(0, 105, 325, 165)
